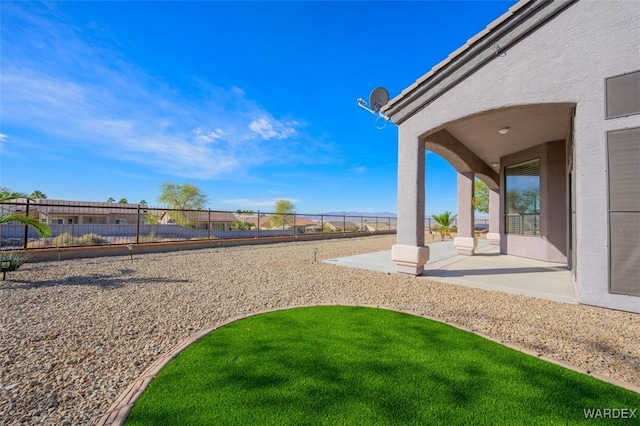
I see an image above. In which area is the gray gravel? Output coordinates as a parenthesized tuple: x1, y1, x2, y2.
(1, 235, 639, 425)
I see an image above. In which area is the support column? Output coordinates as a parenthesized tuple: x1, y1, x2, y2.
(487, 187, 500, 245)
(453, 172, 477, 255)
(392, 131, 429, 275)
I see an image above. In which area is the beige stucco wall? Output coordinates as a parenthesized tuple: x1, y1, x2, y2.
(397, 0, 640, 312)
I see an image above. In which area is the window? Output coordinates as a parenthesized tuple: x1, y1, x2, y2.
(40, 218, 47, 223)
(52, 218, 63, 225)
(115, 218, 126, 224)
(505, 159, 540, 235)
(67, 218, 74, 224)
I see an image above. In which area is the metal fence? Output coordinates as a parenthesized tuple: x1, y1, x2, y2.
(425, 217, 490, 232)
(0, 200, 397, 250)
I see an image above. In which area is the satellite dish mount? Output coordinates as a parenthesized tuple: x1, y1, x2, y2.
(357, 87, 394, 129)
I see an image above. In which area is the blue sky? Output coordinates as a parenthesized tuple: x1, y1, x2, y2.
(1, 1, 515, 215)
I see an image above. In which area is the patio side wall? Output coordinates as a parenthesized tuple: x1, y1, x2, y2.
(396, 1, 640, 313)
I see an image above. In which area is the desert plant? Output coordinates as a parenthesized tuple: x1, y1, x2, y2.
(432, 211, 456, 240)
(158, 182, 208, 210)
(81, 233, 104, 245)
(0, 250, 32, 271)
(140, 231, 157, 243)
(230, 220, 255, 230)
(474, 180, 489, 214)
(0, 187, 51, 237)
(270, 199, 295, 228)
(144, 213, 162, 225)
(29, 190, 47, 199)
(52, 232, 79, 247)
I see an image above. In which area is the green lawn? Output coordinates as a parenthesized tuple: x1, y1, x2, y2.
(126, 306, 639, 425)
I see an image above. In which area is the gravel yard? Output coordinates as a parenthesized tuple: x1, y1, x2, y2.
(1, 235, 639, 425)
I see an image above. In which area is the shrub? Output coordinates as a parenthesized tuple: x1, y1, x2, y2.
(140, 231, 157, 243)
(0, 250, 32, 271)
(52, 232, 80, 247)
(81, 233, 104, 245)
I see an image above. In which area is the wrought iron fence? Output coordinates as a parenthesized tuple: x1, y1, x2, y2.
(0, 200, 397, 250)
(424, 217, 490, 232)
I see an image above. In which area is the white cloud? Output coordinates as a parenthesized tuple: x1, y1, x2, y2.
(353, 166, 367, 174)
(0, 134, 7, 141)
(193, 127, 225, 143)
(248, 117, 297, 140)
(230, 86, 245, 96)
(0, 4, 334, 180)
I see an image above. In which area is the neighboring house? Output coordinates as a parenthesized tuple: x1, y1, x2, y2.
(159, 211, 237, 231)
(383, 0, 639, 313)
(292, 218, 321, 234)
(362, 222, 396, 232)
(28, 199, 143, 225)
(323, 221, 361, 232)
(240, 215, 270, 230)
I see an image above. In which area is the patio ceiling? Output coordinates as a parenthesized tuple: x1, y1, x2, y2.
(444, 103, 574, 167)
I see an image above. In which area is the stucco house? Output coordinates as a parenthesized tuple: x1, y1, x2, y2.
(29, 199, 142, 225)
(159, 210, 237, 230)
(323, 221, 361, 233)
(383, 0, 639, 313)
(363, 221, 396, 232)
(292, 217, 322, 234)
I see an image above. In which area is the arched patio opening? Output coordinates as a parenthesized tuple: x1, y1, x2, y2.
(392, 103, 575, 276)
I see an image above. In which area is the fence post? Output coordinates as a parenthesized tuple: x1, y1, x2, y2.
(320, 214, 324, 235)
(343, 214, 346, 235)
(257, 211, 260, 238)
(293, 213, 296, 237)
(23, 199, 30, 249)
(208, 210, 212, 240)
(136, 205, 141, 244)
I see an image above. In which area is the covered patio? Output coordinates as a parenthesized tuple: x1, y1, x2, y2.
(325, 239, 576, 304)
(377, 0, 639, 313)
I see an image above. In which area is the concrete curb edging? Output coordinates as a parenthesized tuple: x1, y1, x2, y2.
(98, 304, 640, 425)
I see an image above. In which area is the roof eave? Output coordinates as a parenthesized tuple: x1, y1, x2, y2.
(382, 0, 577, 125)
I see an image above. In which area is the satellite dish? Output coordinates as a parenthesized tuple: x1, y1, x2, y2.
(369, 87, 389, 112)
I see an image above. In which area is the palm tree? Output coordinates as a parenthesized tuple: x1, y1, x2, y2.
(0, 187, 52, 237)
(30, 190, 47, 199)
(432, 211, 456, 241)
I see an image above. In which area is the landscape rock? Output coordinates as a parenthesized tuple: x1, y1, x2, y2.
(0, 235, 638, 425)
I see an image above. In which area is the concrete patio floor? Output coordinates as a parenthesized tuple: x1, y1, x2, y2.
(325, 240, 577, 304)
